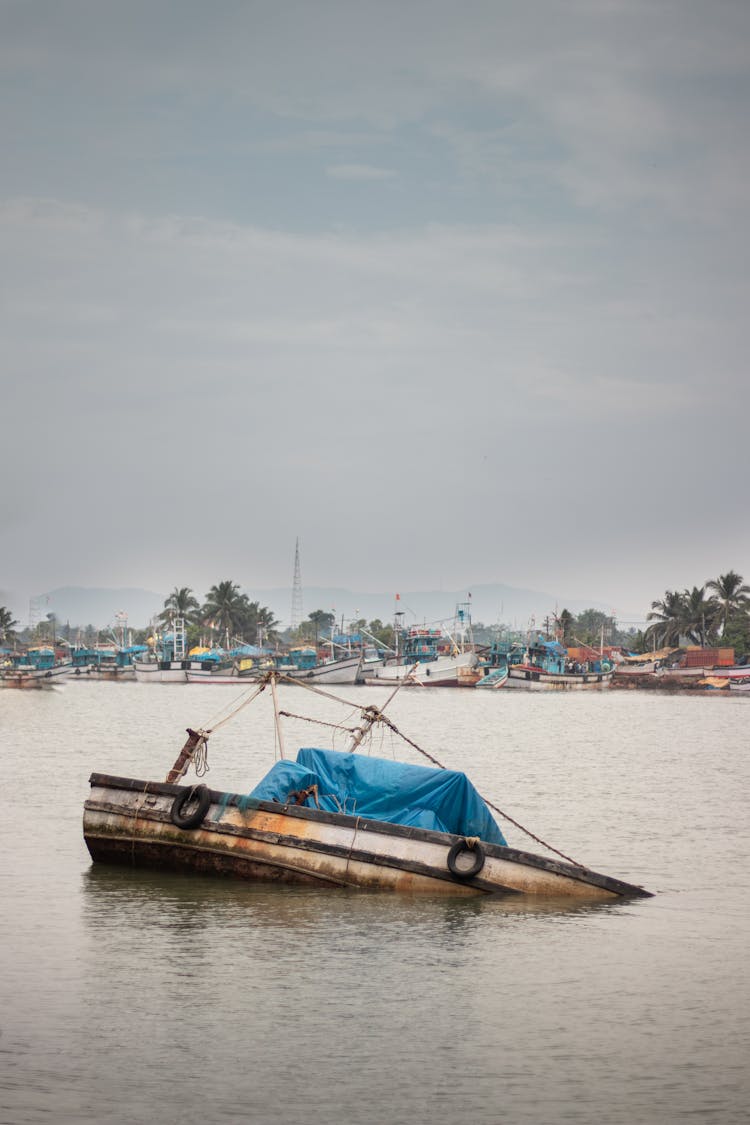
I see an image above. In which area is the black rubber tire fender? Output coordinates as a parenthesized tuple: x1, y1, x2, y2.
(170, 784, 211, 829)
(447, 839, 485, 880)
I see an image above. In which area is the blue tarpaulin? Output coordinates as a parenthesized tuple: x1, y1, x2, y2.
(249, 747, 507, 845)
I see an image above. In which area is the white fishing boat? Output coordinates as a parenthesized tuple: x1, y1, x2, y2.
(134, 619, 188, 683)
(82, 673, 651, 900)
(363, 603, 478, 687)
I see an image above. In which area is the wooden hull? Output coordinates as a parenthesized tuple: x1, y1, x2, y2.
(656, 665, 750, 679)
(186, 671, 259, 684)
(476, 669, 509, 689)
(134, 660, 187, 683)
(0, 663, 71, 688)
(504, 667, 614, 691)
(83, 773, 649, 900)
(364, 652, 478, 687)
(286, 656, 363, 685)
(70, 665, 135, 681)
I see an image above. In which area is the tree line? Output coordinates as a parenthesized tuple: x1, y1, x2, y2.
(643, 570, 749, 653)
(2, 568, 748, 657)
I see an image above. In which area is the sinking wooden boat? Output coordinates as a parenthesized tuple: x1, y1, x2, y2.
(82, 676, 650, 900)
(83, 767, 649, 899)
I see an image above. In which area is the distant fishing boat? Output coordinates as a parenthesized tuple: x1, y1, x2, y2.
(134, 619, 189, 683)
(0, 647, 71, 688)
(476, 667, 509, 689)
(185, 645, 272, 684)
(480, 635, 614, 691)
(70, 644, 145, 680)
(82, 672, 651, 900)
(363, 603, 478, 687)
(285, 651, 363, 685)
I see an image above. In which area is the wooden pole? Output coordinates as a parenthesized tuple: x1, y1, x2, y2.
(165, 728, 203, 784)
(270, 673, 286, 759)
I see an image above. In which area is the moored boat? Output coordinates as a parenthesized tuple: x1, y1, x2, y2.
(504, 637, 614, 691)
(476, 667, 509, 689)
(82, 673, 651, 900)
(134, 619, 189, 683)
(0, 647, 71, 688)
(285, 652, 363, 685)
(363, 604, 478, 687)
(70, 644, 145, 680)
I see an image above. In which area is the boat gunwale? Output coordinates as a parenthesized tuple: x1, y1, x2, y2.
(86, 772, 651, 897)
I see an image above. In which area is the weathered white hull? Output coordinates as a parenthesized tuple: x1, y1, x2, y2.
(615, 661, 658, 675)
(70, 665, 136, 681)
(83, 773, 650, 900)
(364, 651, 478, 687)
(186, 667, 260, 685)
(656, 665, 749, 679)
(0, 663, 71, 688)
(286, 656, 363, 685)
(134, 660, 187, 683)
(504, 666, 614, 691)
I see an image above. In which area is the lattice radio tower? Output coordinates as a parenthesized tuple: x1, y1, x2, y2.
(290, 537, 304, 631)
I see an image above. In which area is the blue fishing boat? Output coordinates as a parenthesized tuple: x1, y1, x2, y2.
(0, 647, 71, 688)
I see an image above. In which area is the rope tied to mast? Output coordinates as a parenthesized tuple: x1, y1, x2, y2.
(365, 708, 586, 869)
(175, 669, 585, 868)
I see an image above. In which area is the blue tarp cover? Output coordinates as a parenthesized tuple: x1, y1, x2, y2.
(249, 747, 507, 845)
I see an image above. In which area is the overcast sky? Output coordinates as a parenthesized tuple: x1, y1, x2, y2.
(2, 0, 749, 624)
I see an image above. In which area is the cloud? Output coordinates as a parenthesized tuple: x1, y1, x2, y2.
(326, 164, 396, 181)
(2, 2, 749, 610)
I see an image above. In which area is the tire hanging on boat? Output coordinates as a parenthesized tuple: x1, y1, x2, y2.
(446, 839, 485, 880)
(170, 784, 211, 829)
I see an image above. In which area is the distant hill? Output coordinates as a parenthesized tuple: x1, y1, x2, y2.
(26, 582, 619, 631)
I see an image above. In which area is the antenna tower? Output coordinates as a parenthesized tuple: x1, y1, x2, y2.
(290, 537, 304, 631)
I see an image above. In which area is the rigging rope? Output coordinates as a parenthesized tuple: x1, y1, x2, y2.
(189, 669, 584, 868)
(372, 710, 585, 868)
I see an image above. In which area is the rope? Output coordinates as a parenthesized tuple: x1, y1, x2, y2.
(179, 669, 584, 867)
(201, 679, 269, 735)
(193, 733, 210, 777)
(374, 711, 586, 868)
(278, 710, 359, 735)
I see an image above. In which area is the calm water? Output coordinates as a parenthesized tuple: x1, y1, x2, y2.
(1, 682, 748, 1124)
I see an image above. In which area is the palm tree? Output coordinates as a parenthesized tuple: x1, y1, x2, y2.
(706, 571, 750, 636)
(0, 606, 18, 645)
(240, 601, 279, 646)
(646, 590, 685, 648)
(159, 586, 200, 627)
(202, 581, 250, 648)
(679, 586, 720, 647)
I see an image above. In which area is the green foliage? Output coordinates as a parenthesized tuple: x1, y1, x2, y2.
(367, 619, 395, 649)
(0, 606, 18, 644)
(294, 609, 335, 643)
(646, 570, 750, 655)
(571, 608, 616, 647)
(199, 580, 279, 647)
(159, 586, 201, 627)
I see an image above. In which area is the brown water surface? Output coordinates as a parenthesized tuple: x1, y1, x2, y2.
(1, 683, 747, 1124)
